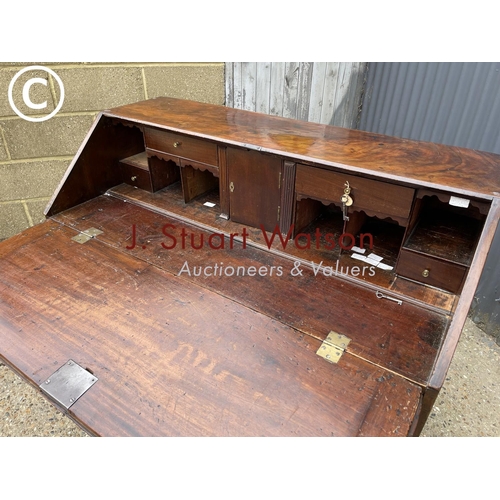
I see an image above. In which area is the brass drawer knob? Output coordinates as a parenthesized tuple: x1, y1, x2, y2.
(173, 141, 181, 148)
(422, 269, 430, 278)
(131, 176, 137, 181)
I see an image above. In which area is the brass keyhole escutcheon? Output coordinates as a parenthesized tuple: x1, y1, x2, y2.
(422, 269, 430, 278)
(229, 181, 234, 193)
(173, 141, 181, 148)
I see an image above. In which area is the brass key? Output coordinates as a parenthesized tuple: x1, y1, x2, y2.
(341, 181, 353, 221)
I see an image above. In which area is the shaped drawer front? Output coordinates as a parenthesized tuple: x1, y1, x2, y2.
(296, 164, 414, 225)
(144, 127, 218, 166)
(396, 249, 467, 294)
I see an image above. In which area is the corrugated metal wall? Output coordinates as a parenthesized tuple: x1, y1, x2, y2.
(359, 62, 500, 342)
(225, 62, 368, 128)
(359, 62, 500, 154)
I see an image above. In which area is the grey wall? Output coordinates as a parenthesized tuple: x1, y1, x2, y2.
(359, 62, 500, 342)
(359, 62, 500, 154)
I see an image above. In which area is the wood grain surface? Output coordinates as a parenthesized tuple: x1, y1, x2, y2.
(0, 220, 421, 436)
(52, 195, 449, 385)
(106, 97, 500, 198)
(6, 97, 497, 437)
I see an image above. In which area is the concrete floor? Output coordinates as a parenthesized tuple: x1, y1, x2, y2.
(0, 318, 499, 437)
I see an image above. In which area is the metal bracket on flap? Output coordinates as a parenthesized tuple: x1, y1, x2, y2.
(71, 227, 103, 244)
(40, 360, 98, 409)
(316, 331, 351, 364)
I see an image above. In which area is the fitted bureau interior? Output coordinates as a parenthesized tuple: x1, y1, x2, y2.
(15, 97, 497, 436)
(115, 121, 222, 211)
(106, 117, 490, 311)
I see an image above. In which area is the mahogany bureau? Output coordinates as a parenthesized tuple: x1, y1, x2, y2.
(0, 97, 499, 436)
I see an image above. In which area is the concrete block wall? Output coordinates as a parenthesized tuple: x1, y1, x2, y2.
(0, 62, 225, 240)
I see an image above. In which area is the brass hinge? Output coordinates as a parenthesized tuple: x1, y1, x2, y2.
(277, 205, 280, 221)
(316, 331, 351, 364)
(71, 227, 103, 244)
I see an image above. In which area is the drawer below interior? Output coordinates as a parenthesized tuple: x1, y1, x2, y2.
(396, 248, 467, 293)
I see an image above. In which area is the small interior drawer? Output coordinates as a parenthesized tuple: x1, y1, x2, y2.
(296, 164, 415, 225)
(144, 127, 218, 166)
(396, 249, 467, 293)
(120, 162, 153, 192)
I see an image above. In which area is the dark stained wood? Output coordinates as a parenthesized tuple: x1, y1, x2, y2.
(0, 221, 421, 437)
(146, 149, 181, 167)
(290, 202, 344, 261)
(417, 188, 491, 215)
(403, 201, 485, 266)
(343, 210, 367, 242)
(45, 115, 145, 217)
(52, 195, 449, 385)
(180, 158, 219, 177)
(148, 155, 181, 192)
(296, 164, 415, 226)
(294, 197, 324, 235)
(355, 219, 404, 267)
(389, 277, 458, 313)
(144, 126, 218, 166)
(105, 182, 459, 312)
(119, 161, 153, 192)
(119, 152, 180, 193)
(279, 161, 296, 235)
(217, 146, 230, 219)
(227, 147, 282, 232)
(20, 97, 499, 436)
(357, 373, 422, 436)
(413, 387, 439, 436)
(397, 249, 466, 294)
(120, 151, 149, 170)
(429, 198, 500, 392)
(180, 165, 219, 203)
(106, 97, 500, 199)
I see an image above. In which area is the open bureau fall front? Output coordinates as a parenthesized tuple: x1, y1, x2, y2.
(0, 97, 499, 436)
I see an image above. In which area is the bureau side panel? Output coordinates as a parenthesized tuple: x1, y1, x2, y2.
(45, 115, 145, 217)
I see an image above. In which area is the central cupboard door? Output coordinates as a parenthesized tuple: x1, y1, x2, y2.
(227, 147, 282, 232)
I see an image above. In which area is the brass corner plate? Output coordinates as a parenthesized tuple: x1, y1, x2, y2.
(317, 331, 351, 364)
